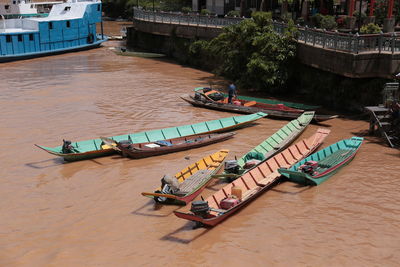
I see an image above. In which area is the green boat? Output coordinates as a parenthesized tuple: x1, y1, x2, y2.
(219, 111, 316, 179)
(194, 87, 320, 110)
(278, 137, 363, 185)
(35, 112, 267, 162)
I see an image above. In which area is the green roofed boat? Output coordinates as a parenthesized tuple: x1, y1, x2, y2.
(278, 137, 363, 185)
(35, 112, 267, 162)
(218, 111, 317, 180)
(194, 87, 320, 111)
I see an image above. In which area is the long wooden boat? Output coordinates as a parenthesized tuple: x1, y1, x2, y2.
(219, 111, 315, 179)
(35, 112, 267, 162)
(114, 133, 235, 159)
(173, 128, 331, 227)
(181, 94, 337, 122)
(194, 87, 320, 110)
(141, 150, 229, 205)
(278, 137, 363, 186)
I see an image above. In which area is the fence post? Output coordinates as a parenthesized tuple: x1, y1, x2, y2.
(391, 32, 396, 54)
(378, 32, 383, 53)
(322, 29, 326, 48)
(355, 33, 359, 54)
(313, 28, 316, 46)
(334, 30, 338, 50)
(304, 25, 308, 44)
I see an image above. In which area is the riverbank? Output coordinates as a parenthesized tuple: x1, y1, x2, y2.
(127, 27, 390, 113)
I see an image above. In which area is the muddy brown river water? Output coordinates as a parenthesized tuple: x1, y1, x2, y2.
(0, 22, 399, 267)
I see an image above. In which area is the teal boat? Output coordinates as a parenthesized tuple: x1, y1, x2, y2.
(35, 112, 267, 162)
(194, 87, 320, 110)
(278, 137, 363, 185)
(219, 111, 315, 179)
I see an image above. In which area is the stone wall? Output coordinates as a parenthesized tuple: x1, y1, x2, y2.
(297, 43, 400, 79)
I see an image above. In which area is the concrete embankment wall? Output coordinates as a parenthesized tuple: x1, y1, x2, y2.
(127, 22, 390, 112)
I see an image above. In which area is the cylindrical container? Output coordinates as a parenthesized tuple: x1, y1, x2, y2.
(231, 186, 242, 200)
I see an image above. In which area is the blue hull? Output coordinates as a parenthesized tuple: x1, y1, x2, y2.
(0, 37, 107, 63)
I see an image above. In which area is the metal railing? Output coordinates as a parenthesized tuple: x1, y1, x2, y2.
(133, 8, 400, 54)
(133, 8, 242, 28)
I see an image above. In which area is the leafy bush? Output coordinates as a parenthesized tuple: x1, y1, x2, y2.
(320, 15, 337, 30)
(189, 11, 296, 91)
(360, 23, 381, 34)
(200, 9, 211, 15)
(311, 13, 324, 27)
(181, 7, 192, 14)
(227, 10, 240, 17)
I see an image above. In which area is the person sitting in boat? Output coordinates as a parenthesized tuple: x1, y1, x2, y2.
(156, 175, 180, 202)
(228, 83, 237, 104)
(62, 140, 79, 154)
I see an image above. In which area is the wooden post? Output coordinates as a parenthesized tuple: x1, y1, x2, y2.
(387, 0, 394, 18)
(369, 0, 375, 16)
(348, 0, 355, 17)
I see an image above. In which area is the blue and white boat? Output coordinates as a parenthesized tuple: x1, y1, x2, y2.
(0, 0, 63, 18)
(0, 0, 107, 62)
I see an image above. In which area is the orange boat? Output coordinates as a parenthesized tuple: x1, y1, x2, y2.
(173, 128, 331, 227)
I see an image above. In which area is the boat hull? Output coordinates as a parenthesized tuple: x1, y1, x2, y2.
(193, 87, 320, 110)
(278, 137, 363, 185)
(142, 150, 229, 205)
(181, 95, 337, 122)
(174, 128, 331, 227)
(0, 38, 107, 63)
(174, 177, 280, 226)
(118, 133, 234, 159)
(35, 112, 267, 161)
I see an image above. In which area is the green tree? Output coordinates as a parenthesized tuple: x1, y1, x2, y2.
(190, 12, 296, 91)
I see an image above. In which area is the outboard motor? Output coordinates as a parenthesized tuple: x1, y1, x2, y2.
(190, 200, 210, 217)
(118, 140, 132, 149)
(194, 92, 202, 100)
(299, 161, 319, 175)
(209, 92, 224, 101)
(224, 160, 240, 174)
(62, 140, 73, 153)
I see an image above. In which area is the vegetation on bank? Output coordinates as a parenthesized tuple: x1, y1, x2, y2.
(187, 12, 297, 93)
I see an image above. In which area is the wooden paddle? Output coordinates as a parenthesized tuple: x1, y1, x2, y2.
(141, 192, 178, 200)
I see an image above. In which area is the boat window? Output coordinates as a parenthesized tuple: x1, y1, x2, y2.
(13, 1, 16, 5)
(29, 34, 34, 41)
(97, 4, 100, 11)
(5, 5, 9, 9)
(64, 6, 71, 11)
(66, 21, 70, 28)
(6, 35, 11, 43)
(49, 22, 53, 30)
(18, 35, 22, 42)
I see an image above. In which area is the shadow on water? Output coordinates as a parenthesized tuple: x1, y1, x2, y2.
(160, 223, 210, 244)
(131, 201, 179, 217)
(25, 158, 65, 169)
